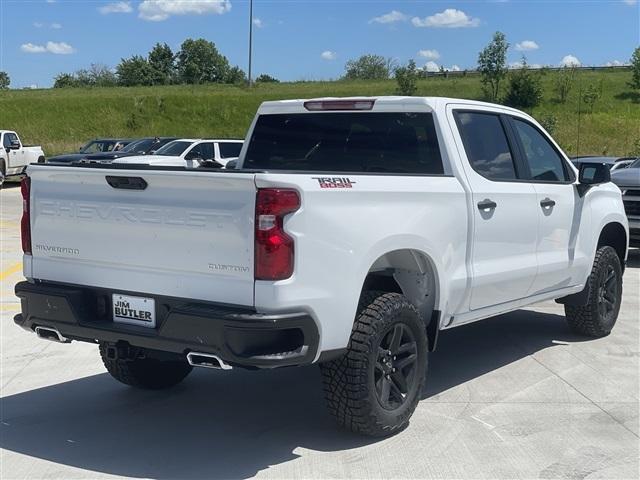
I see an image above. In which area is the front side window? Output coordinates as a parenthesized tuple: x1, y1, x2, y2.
(512, 119, 569, 182)
(454, 112, 518, 181)
(81, 140, 116, 153)
(186, 143, 214, 160)
(244, 112, 444, 174)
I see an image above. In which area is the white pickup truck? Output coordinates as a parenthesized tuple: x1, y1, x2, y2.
(15, 97, 628, 436)
(113, 138, 243, 168)
(0, 130, 45, 186)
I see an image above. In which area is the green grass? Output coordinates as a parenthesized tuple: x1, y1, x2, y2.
(1, 69, 638, 157)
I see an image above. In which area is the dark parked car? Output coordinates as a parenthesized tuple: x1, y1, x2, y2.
(80, 137, 178, 163)
(46, 138, 134, 164)
(611, 158, 640, 248)
(571, 156, 637, 172)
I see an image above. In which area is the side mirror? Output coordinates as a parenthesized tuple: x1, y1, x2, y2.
(225, 159, 238, 169)
(10, 140, 21, 150)
(577, 162, 610, 196)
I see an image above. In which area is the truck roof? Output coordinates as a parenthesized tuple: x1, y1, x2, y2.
(257, 96, 526, 116)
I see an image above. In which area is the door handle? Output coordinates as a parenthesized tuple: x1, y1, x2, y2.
(540, 198, 556, 208)
(477, 199, 497, 211)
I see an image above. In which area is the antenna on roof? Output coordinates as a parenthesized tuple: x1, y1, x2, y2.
(576, 72, 582, 158)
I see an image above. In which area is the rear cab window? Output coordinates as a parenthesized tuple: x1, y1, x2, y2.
(243, 112, 445, 175)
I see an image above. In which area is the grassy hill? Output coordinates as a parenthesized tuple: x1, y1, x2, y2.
(1, 68, 638, 157)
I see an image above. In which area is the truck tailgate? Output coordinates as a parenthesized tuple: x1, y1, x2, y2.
(27, 166, 256, 306)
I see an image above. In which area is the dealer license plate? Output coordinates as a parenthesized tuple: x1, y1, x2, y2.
(112, 294, 156, 328)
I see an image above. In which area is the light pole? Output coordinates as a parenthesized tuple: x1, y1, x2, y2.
(248, 0, 253, 87)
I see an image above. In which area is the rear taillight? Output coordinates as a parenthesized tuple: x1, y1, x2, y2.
(21, 177, 32, 255)
(255, 188, 300, 281)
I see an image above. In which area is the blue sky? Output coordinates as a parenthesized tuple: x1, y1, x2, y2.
(0, 0, 638, 88)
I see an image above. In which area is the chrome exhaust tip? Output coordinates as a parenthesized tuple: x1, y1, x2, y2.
(34, 326, 70, 344)
(186, 352, 233, 370)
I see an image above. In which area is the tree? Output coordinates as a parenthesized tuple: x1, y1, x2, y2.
(225, 66, 246, 84)
(87, 63, 117, 87)
(554, 66, 576, 103)
(255, 73, 279, 83)
(477, 31, 509, 102)
(53, 73, 78, 88)
(503, 57, 542, 109)
(0, 71, 10, 90)
(176, 38, 231, 84)
(629, 46, 640, 90)
(148, 43, 175, 85)
(344, 54, 393, 80)
(394, 60, 419, 96)
(116, 56, 154, 86)
(582, 81, 603, 113)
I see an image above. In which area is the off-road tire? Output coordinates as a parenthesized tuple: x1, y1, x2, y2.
(565, 246, 623, 337)
(99, 343, 192, 390)
(320, 291, 428, 437)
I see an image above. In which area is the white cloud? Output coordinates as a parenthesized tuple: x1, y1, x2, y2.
(417, 49, 440, 60)
(424, 61, 440, 72)
(99, 2, 133, 14)
(604, 60, 628, 67)
(369, 10, 408, 24)
(253, 18, 263, 28)
(138, 0, 231, 22)
(21, 43, 47, 53)
(622, 1, 637, 5)
(321, 50, 337, 61)
(46, 0, 56, 3)
(20, 41, 75, 54)
(509, 60, 542, 69)
(560, 54, 581, 67)
(33, 22, 44, 28)
(412, 9, 480, 28)
(515, 40, 539, 51)
(51, 22, 62, 29)
(447, 65, 461, 72)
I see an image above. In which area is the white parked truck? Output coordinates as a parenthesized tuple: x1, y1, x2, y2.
(0, 130, 45, 185)
(15, 97, 628, 436)
(113, 138, 243, 168)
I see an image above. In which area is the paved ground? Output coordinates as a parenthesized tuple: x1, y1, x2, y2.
(1, 184, 638, 480)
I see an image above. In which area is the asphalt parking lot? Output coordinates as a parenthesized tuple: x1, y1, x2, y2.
(0, 183, 638, 480)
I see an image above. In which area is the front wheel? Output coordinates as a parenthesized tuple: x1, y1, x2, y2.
(320, 291, 428, 437)
(565, 246, 623, 337)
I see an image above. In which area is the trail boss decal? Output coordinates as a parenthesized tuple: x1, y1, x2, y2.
(312, 177, 357, 189)
(112, 294, 156, 328)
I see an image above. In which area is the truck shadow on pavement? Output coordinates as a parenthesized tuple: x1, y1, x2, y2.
(0, 308, 596, 479)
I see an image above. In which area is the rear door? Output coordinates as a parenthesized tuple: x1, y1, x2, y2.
(450, 107, 539, 310)
(507, 116, 584, 293)
(28, 166, 257, 306)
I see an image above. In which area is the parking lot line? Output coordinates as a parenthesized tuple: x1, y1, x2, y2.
(0, 262, 22, 281)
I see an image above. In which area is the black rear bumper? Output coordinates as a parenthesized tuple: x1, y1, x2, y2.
(14, 281, 319, 369)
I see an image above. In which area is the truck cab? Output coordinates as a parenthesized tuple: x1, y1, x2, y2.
(0, 130, 45, 185)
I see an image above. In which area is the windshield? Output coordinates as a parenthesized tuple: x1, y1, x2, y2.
(154, 141, 192, 156)
(631, 158, 640, 168)
(122, 138, 155, 153)
(81, 140, 117, 153)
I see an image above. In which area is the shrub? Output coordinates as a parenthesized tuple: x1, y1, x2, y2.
(538, 114, 558, 135)
(554, 66, 576, 103)
(503, 58, 543, 109)
(582, 81, 603, 113)
(394, 60, 419, 96)
(629, 47, 640, 90)
(344, 54, 393, 80)
(477, 31, 509, 102)
(255, 74, 279, 83)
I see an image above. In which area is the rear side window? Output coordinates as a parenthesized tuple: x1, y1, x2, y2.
(219, 142, 242, 159)
(244, 112, 444, 174)
(455, 112, 518, 181)
(512, 119, 569, 182)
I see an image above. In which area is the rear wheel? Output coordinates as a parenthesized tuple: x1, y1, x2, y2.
(0, 160, 5, 187)
(320, 291, 428, 437)
(99, 343, 192, 390)
(565, 246, 623, 337)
